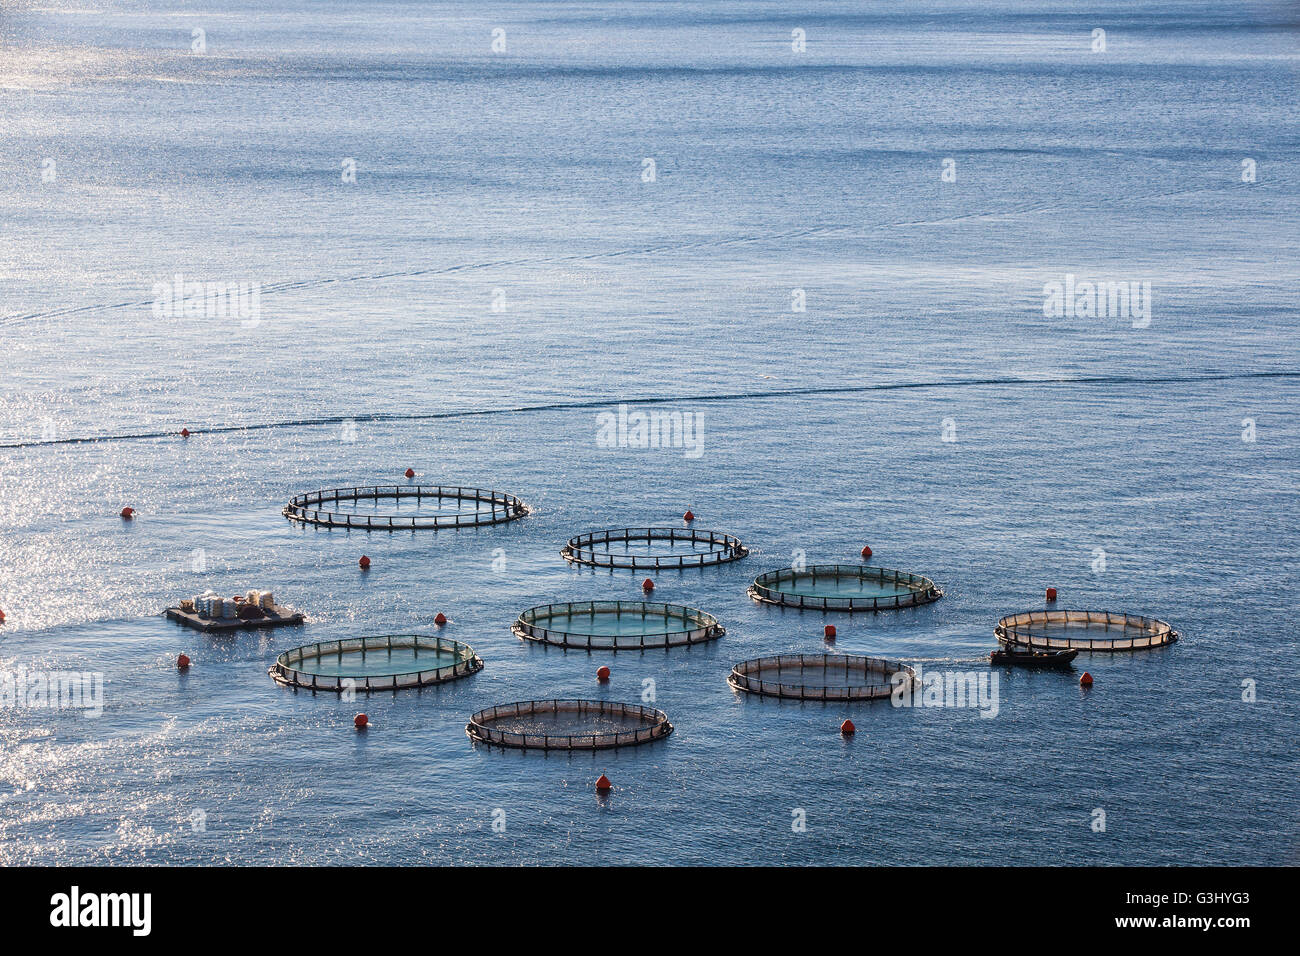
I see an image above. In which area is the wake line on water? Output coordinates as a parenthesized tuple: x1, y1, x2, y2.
(3, 370, 1296, 451)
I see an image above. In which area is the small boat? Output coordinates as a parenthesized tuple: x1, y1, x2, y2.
(989, 646, 1078, 669)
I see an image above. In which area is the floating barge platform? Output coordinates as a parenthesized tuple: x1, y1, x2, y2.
(165, 604, 305, 633)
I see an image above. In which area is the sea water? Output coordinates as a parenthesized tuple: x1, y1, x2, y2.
(0, 0, 1297, 864)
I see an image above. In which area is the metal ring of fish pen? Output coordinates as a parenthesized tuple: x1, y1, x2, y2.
(269, 634, 483, 692)
(747, 564, 942, 612)
(282, 485, 529, 530)
(512, 600, 724, 651)
(561, 527, 748, 569)
(465, 699, 673, 750)
(727, 653, 916, 701)
(995, 609, 1179, 652)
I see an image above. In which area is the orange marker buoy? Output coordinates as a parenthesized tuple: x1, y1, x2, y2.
(840, 719, 856, 735)
(683, 510, 694, 522)
(641, 578, 654, 592)
(824, 624, 837, 639)
(434, 612, 447, 626)
(354, 713, 369, 729)
(120, 507, 135, 520)
(861, 545, 872, 559)
(1080, 672, 1093, 687)
(359, 555, 371, 569)
(595, 774, 612, 792)
(597, 665, 610, 681)
(404, 468, 415, 478)
(180, 428, 190, 438)
(177, 653, 191, 670)
(1046, 587, 1058, 602)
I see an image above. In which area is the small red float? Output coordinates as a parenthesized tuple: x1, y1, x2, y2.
(641, 578, 654, 592)
(683, 510, 694, 522)
(120, 507, 135, 520)
(358, 555, 371, 569)
(597, 665, 610, 681)
(1046, 587, 1058, 602)
(824, 624, 837, 640)
(180, 428, 190, 438)
(434, 612, 447, 626)
(861, 545, 872, 559)
(1080, 672, 1093, 687)
(177, 654, 191, 670)
(0, 608, 6, 624)
(595, 774, 612, 792)
(840, 719, 856, 735)
(354, 713, 369, 729)
(404, 468, 415, 478)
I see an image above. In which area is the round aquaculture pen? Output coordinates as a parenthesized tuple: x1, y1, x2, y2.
(995, 610, 1179, 652)
(728, 653, 915, 701)
(269, 634, 483, 692)
(513, 600, 724, 650)
(561, 527, 748, 569)
(283, 485, 528, 530)
(748, 564, 941, 612)
(466, 699, 673, 750)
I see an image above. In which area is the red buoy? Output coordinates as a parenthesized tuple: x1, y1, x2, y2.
(683, 510, 694, 522)
(595, 774, 612, 792)
(1080, 672, 1093, 687)
(824, 624, 837, 640)
(180, 428, 190, 438)
(642, 578, 654, 592)
(358, 555, 371, 569)
(860, 545, 872, 559)
(0, 608, 6, 624)
(434, 612, 447, 626)
(597, 665, 610, 681)
(1046, 587, 1058, 602)
(177, 653, 191, 670)
(404, 468, 415, 478)
(840, 719, 856, 735)
(120, 507, 135, 520)
(354, 713, 368, 729)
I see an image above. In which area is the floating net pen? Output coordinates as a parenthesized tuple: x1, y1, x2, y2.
(995, 609, 1178, 652)
(269, 634, 483, 692)
(513, 600, 724, 650)
(283, 485, 529, 530)
(748, 564, 941, 612)
(728, 653, 915, 701)
(561, 527, 748, 569)
(466, 699, 673, 750)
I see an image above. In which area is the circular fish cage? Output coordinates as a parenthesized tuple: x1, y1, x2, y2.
(513, 600, 724, 651)
(995, 609, 1178, 652)
(728, 653, 915, 701)
(561, 527, 748, 569)
(269, 634, 483, 692)
(283, 485, 528, 530)
(466, 699, 673, 750)
(748, 564, 941, 612)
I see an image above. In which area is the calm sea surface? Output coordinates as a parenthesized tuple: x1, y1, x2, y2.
(1, 0, 1297, 864)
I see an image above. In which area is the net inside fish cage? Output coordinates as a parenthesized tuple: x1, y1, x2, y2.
(513, 600, 724, 650)
(562, 527, 747, 569)
(728, 653, 915, 701)
(748, 564, 940, 611)
(466, 699, 673, 750)
(995, 609, 1178, 652)
(283, 485, 528, 530)
(270, 634, 483, 692)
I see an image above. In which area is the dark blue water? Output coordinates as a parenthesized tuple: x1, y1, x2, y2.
(1, 0, 1297, 864)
